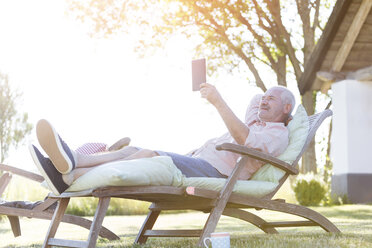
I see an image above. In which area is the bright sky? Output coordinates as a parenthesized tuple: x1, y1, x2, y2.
(0, 0, 282, 172)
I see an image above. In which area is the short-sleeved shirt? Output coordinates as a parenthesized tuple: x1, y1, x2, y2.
(191, 94, 289, 180)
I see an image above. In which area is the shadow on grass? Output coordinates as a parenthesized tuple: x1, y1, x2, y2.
(3, 231, 372, 248)
(0, 227, 10, 235)
(95, 232, 372, 248)
(318, 207, 372, 220)
(6, 245, 40, 248)
(0, 219, 11, 235)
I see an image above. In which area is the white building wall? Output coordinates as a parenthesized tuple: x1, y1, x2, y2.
(331, 80, 372, 174)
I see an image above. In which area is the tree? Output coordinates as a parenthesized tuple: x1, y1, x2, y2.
(0, 72, 33, 163)
(67, 0, 334, 173)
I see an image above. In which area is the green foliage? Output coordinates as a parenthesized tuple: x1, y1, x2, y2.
(2, 175, 49, 202)
(67, 0, 335, 90)
(293, 174, 327, 206)
(66, 197, 150, 216)
(321, 155, 335, 206)
(329, 194, 351, 206)
(0, 72, 33, 163)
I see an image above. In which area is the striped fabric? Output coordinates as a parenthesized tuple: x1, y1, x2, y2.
(75, 143, 107, 155)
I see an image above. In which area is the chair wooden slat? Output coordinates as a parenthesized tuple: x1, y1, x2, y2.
(292, 109, 333, 166)
(0, 164, 44, 183)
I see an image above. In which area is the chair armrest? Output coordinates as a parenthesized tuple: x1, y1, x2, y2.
(0, 164, 44, 183)
(216, 143, 299, 175)
(0, 173, 12, 196)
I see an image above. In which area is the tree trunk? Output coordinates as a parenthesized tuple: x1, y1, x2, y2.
(324, 118, 333, 184)
(301, 90, 317, 174)
(277, 55, 287, 86)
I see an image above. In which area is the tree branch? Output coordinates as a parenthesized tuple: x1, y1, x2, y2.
(265, 0, 303, 80)
(312, 0, 321, 33)
(225, 5, 279, 73)
(251, 0, 275, 30)
(195, 4, 267, 91)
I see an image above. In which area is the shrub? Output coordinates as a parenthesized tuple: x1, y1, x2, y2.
(66, 197, 151, 216)
(293, 175, 327, 206)
(328, 194, 351, 206)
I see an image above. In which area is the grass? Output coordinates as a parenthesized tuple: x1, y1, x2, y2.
(1, 204, 372, 247)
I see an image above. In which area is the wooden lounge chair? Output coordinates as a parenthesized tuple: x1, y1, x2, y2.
(0, 138, 131, 243)
(0, 164, 120, 241)
(42, 109, 340, 248)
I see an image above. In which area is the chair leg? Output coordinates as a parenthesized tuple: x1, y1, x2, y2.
(43, 198, 70, 248)
(241, 199, 340, 233)
(197, 156, 250, 246)
(278, 202, 341, 233)
(135, 207, 161, 244)
(42, 197, 112, 248)
(62, 214, 120, 240)
(223, 208, 278, 234)
(198, 203, 227, 246)
(30, 196, 118, 240)
(7, 215, 21, 237)
(86, 197, 111, 248)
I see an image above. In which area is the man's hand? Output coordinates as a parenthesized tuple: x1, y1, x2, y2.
(200, 83, 223, 107)
(285, 115, 293, 126)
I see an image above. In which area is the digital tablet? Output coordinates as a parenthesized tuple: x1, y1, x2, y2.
(192, 58, 206, 91)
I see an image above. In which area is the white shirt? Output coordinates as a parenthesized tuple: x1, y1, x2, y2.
(192, 94, 289, 180)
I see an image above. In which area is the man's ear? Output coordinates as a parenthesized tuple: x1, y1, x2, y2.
(283, 104, 291, 114)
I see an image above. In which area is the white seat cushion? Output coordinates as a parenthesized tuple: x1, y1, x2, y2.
(66, 156, 184, 192)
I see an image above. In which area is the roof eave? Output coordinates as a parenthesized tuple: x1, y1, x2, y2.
(298, 0, 352, 95)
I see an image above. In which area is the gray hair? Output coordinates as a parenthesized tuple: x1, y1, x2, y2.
(270, 86, 296, 114)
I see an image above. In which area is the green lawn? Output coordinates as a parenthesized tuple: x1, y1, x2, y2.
(1, 204, 372, 247)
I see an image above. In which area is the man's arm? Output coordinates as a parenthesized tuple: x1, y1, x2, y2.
(200, 83, 249, 145)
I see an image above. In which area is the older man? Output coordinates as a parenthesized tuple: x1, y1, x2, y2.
(29, 83, 295, 195)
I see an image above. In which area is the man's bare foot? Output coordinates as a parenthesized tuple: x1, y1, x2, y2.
(108, 137, 131, 151)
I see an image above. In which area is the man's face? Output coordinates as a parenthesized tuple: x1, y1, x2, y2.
(258, 88, 286, 123)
